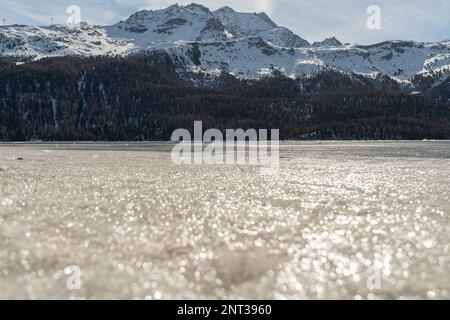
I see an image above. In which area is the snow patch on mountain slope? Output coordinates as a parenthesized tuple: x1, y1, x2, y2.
(314, 41, 450, 82)
(157, 37, 450, 84)
(257, 27, 310, 48)
(156, 38, 330, 78)
(0, 24, 134, 59)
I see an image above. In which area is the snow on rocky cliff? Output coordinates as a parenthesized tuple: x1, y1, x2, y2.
(0, 23, 134, 58)
(312, 37, 343, 47)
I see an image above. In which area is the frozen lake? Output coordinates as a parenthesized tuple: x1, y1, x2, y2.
(0, 141, 450, 299)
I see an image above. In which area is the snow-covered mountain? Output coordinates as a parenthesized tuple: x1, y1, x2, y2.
(1, 3, 449, 88)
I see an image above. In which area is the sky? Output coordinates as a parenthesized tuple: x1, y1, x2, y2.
(0, 0, 449, 44)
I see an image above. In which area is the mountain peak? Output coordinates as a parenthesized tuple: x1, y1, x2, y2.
(312, 37, 343, 47)
(105, 4, 308, 48)
(212, 5, 279, 37)
(184, 3, 210, 13)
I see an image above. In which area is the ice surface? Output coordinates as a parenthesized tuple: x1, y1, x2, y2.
(0, 141, 450, 299)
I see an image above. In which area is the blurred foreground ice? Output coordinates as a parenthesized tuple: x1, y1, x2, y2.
(0, 141, 449, 299)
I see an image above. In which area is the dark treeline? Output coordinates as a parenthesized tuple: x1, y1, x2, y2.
(1, 52, 450, 141)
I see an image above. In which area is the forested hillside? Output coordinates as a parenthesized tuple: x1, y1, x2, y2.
(1, 53, 450, 141)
